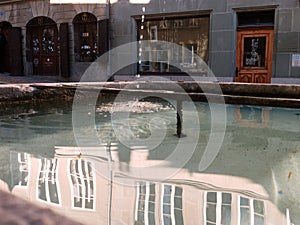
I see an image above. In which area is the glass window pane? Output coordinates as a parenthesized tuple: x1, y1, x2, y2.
(164, 185, 172, 195)
(149, 202, 155, 212)
(175, 187, 182, 196)
(163, 215, 172, 225)
(174, 197, 182, 209)
(174, 209, 184, 225)
(137, 211, 144, 222)
(149, 212, 155, 225)
(163, 195, 171, 203)
(243, 37, 266, 67)
(138, 16, 209, 74)
(240, 197, 249, 206)
(163, 204, 171, 214)
(221, 205, 231, 225)
(206, 204, 216, 222)
(254, 200, 264, 215)
(222, 193, 232, 204)
(254, 215, 265, 225)
(240, 208, 250, 225)
(207, 192, 217, 203)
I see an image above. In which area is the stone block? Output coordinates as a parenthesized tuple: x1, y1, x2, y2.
(276, 32, 298, 52)
(291, 66, 300, 78)
(228, 0, 279, 9)
(209, 51, 235, 77)
(292, 8, 300, 32)
(279, 0, 298, 8)
(278, 9, 292, 32)
(210, 30, 234, 52)
(198, 0, 227, 13)
(274, 53, 291, 77)
(211, 13, 234, 31)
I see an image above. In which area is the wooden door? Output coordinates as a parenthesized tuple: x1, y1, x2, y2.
(8, 27, 23, 75)
(30, 26, 58, 75)
(2, 26, 11, 73)
(236, 29, 274, 83)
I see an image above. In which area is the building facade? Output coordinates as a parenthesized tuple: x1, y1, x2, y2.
(0, 0, 300, 83)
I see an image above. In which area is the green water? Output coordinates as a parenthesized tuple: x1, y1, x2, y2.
(0, 100, 299, 225)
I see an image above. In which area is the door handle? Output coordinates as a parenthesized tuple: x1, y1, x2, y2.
(235, 67, 239, 77)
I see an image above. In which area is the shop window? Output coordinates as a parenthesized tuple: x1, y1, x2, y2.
(73, 12, 98, 62)
(137, 15, 209, 74)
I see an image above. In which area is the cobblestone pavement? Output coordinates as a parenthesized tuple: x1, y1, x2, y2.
(0, 72, 61, 84)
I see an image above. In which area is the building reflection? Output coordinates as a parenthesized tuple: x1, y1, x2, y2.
(234, 106, 270, 128)
(2, 150, 293, 225)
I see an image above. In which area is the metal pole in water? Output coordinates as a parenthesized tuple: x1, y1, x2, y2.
(177, 99, 183, 138)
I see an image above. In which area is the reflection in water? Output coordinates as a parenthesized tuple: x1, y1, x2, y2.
(69, 159, 95, 210)
(5, 150, 293, 225)
(0, 102, 299, 225)
(38, 158, 60, 205)
(10, 152, 29, 188)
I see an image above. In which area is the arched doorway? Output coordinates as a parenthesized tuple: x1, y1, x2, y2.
(0, 21, 12, 73)
(26, 17, 58, 75)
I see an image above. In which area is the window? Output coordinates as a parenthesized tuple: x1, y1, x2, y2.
(205, 192, 232, 225)
(135, 181, 156, 225)
(237, 10, 274, 27)
(239, 196, 265, 225)
(73, 12, 98, 62)
(243, 37, 266, 68)
(37, 158, 61, 205)
(69, 159, 95, 210)
(137, 14, 209, 74)
(161, 184, 183, 225)
(10, 152, 30, 187)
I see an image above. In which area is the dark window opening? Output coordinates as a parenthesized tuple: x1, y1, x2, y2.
(237, 10, 274, 27)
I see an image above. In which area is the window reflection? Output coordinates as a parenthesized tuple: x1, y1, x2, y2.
(10, 152, 30, 187)
(69, 159, 95, 210)
(37, 158, 60, 205)
(234, 106, 270, 128)
(161, 184, 183, 225)
(135, 181, 156, 225)
(205, 192, 232, 225)
(239, 196, 265, 225)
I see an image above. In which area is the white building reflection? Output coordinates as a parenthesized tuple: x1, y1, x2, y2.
(2, 149, 294, 225)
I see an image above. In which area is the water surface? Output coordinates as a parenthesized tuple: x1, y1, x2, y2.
(0, 100, 299, 225)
